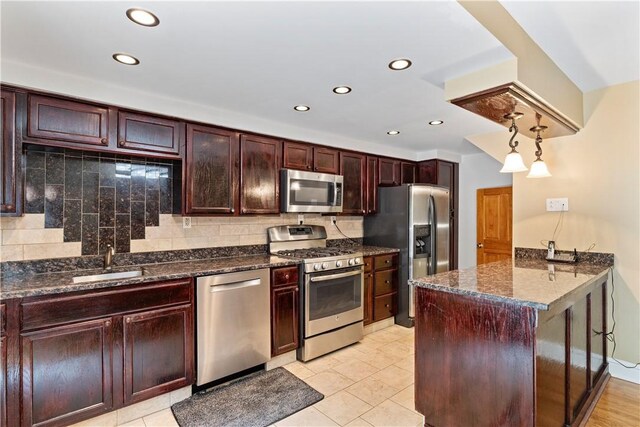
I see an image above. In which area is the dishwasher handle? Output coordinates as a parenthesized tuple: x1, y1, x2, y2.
(209, 278, 262, 292)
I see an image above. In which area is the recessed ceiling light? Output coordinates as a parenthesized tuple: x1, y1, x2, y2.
(388, 59, 412, 71)
(387, 130, 400, 135)
(429, 120, 444, 126)
(112, 53, 140, 65)
(294, 105, 310, 112)
(333, 86, 352, 94)
(126, 8, 160, 27)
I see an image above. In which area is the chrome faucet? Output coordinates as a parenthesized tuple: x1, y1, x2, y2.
(104, 244, 115, 270)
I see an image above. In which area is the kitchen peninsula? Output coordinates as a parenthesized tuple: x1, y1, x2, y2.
(410, 251, 613, 427)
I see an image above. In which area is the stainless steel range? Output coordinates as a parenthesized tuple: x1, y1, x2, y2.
(268, 225, 364, 361)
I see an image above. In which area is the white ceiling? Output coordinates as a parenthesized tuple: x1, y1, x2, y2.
(502, 1, 640, 92)
(1, 2, 637, 158)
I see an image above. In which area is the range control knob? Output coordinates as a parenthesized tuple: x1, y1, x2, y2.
(321, 262, 329, 270)
(348, 259, 355, 266)
(336, 260, 343, 268)
(314, 264, 320, 271)
(355, 257, 361, 264)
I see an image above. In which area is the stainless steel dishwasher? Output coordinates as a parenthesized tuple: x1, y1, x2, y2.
(196, 268, 270, 385)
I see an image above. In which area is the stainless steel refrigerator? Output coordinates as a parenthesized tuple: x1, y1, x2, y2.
(364, 184, 450, 327)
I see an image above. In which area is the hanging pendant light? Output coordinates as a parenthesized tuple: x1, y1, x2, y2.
(527, 113, 552, 178)
(500, 112, 528, 173)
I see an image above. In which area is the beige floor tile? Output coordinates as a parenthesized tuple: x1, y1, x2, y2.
(314, 390, 372, 425)
(360, 399, 423, 427)
(390, 385, 416, 412)
(359, 336, 388, 349)
(304, 370, 354, 396)
(143, 409, 178, 427)
(378, 342, 414, 359)
(284, 361, 316, 379)
(371, 365, 414, 390)
(356, 349, 400, 369)
(394, 355, 415, 373)
(275, 406, 339, 427)
(71, 411, 118, 427)
(332, 359, 379, 382)
(367, 330, 402, 343)
(331, 345, 369, 363)
(169, 386, 192, 405)
(345, 376, 400, 406)
(117, 418, 146, 427)
(303, 354, 342, 373)
(117, 394, 171, 425)
(387, 325, 414, 337)
(343, 417, 374, 427)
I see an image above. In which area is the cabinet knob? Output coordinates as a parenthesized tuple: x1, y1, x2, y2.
(118, 140, 125, 147)
(385, 304, 390, 308)
(306, 165, 311, 170)
(231, 208, 235, 213)
(126, 317, 131, 323)
(105, 320, 111, 327)
(284, 274, 290, 280)
(242, 208, 246, 214)
(385, 280, 390, 284)
(101, 138, 108, 145)
(385, 260, 390, 264)
(362, 209, 365, 214)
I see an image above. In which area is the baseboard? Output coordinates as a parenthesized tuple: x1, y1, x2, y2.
(609, 358, 640, 384)
(364, 317, 395, 335)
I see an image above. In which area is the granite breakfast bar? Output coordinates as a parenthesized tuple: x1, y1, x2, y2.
(410, 254, 612, 427)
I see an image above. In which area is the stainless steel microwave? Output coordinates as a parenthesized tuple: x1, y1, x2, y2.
(280, 169, 343, 213)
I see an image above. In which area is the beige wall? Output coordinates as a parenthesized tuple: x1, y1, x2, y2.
(0, 214, 363, 261)
(468, 80, 640, 364)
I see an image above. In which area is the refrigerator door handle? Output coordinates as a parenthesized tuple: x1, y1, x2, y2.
(428, 194, 437, 275)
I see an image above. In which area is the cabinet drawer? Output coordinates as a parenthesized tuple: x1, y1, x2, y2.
(118, 111, 182, 157)
(374, 269, 397, 296)
(374, 253, 398, 270)
(21, 279, 193, 331)
(373, 293, 397, 322)
(272, 267, 299, 287)
(363, 257, 373, 273)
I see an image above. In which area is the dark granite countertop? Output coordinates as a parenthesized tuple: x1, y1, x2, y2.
(0, 245, 399, 300)
(0, 255, 300, 300)
(409, 258, 611, 311)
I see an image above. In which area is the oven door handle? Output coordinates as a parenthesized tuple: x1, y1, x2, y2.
(310, 270, 362, 282)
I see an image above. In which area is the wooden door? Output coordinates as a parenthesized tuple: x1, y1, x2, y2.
(1, 89, 20, 215)
(477, 186, 512, 264)
(366, 156, 378, 215)
(271, 267, 299, 356)
(123, 305, 193, 405)
(117, 111, 182, 157)
(340, 152, 366, 215)
(21, 318, 113, 427)
(378, 158, 400, 186)
(401, 162, 416, 184)
(185, 124, 239, 215)
(27, 94, 109, 147)
(363, 258, 374, 325)
(239, 134, 282, 214)
(283, 141, 313, 171)
(313, 147, 339, 174)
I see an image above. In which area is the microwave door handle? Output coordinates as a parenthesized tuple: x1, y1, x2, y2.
(332, 182, 338, 206)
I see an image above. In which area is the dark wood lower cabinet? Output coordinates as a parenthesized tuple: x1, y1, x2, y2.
(270, 267, 300, 356)
(21, 318, 114, 427)
(363, 253, 398, 324)
(363, 272, 373, 325)
(415, 280, 609, 427)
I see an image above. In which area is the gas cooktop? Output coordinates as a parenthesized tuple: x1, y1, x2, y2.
(273, 247, 357, 259)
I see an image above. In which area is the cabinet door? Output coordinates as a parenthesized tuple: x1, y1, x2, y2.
(373, 293, 397, 322)
(313, 147, 339, 174)
(417, 160, 437, 184)
(27, 94, 109, 147)
(1, 90, 20, 215)
(240, 134, 281, 214)
(271, 285, 299, 356)
(340, 152, 366, 215)
(401, 162, 416, 184)
(378, 158, 400, 186)
(117, 111, 182, 157)
(366, 156, 378, 215)
(21, 318, 113, 427)
(185, 124, 239, 214)
(123, 305, 193, 405)
(283, 141, 313, 171)
(363, 272, 374, 326)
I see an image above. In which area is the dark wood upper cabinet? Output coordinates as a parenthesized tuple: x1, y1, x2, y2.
(27, 94, 109, 147)
(123, 305, 193, 405)
(314, 147, 339, 174)
(1, 89, 21, 216)
(401, 162, 416, 184)
(340, 151, 366, 215)
(366, 156, 378, 215)
(117, 111, 182, 157)
(21, 318, 114, 427)
(283, 141, 313, 171)
(240, 134, 282, 214)
(185, 124, 239, 215)
(378, 157, 401, 186)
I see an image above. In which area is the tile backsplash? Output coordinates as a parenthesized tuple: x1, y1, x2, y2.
(0, 147, 363, 262)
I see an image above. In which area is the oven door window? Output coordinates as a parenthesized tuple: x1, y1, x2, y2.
(308, 270, 362, 321)
(289, 179, 335, 206)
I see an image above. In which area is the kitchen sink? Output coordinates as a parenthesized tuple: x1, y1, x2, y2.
(72, 269, 143, 284)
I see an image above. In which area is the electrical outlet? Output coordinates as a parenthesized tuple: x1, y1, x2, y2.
(298, 214, 304, 225)
(330, 216, 337, 223)
(546, 198, 569, 212)
(183, 217, 192, 228)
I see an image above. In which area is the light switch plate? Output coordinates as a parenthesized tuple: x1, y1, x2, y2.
(546, 198, 569, 212)
(298, 214, 304, 224)
(183, 217, 192, 228)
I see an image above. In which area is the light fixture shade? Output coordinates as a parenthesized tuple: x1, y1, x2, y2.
(527, 159, 552, 178)
(500, 151, 528, 173)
